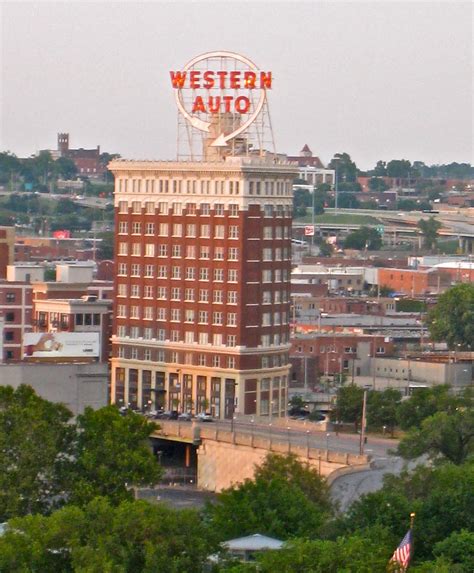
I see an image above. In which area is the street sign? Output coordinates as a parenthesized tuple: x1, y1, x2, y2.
(304, 225, 315, 236)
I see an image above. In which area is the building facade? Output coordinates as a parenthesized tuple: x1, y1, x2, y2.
(109, 156, 298, 418)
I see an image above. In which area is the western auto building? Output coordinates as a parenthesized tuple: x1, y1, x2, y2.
(109, 157, 298, 418)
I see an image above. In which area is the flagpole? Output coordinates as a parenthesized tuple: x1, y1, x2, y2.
(410, 512, 415, 530)
(409, 512, 416, 570)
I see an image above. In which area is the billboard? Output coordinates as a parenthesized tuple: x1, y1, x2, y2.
(53, 230, 71, 239)
(304, 225, 315, 236)
(24, 332, 99, 359)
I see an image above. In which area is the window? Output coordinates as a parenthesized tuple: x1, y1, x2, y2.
(171, 266, 181, 279)
(273, 312, 281, 325)
(157, 286, 167, 299)
(158, 244, 167, 257)
(144, 307, 154, 320)
(159, 223, 169, 236)
(172, 244, 181, 257)
(185, 331, 195, 344)
(228, 291, 237, 304)
(214, 246, 224, 260)
(200, 245, 210, 259)
(132, 222, 141, 234)
(117, 305, 127, 318)
(145, 264, 154, 278)
(118, 242, 128, 256)
(214, 268, 224, 282)
(214, 225, 225, 238)
(185, 309, 195, 323)
(132, 201, 141, 213)
(186, 245, 196, 259)
(229, 204, 239, 217)
(213, 333, 223, 346)
(171, 330, 180, 342)
(118, 221, 128, 234)
(186, 202, 196, 214)
(263, 248, 272, 261)
(377, 347, 386, 354)
(227, 313, 237, 326)
(131, 243, 141, 256)
(262, 269, 272, 282)
(145, 201, 154, 214)
(261, 334, 271, 346)
(145, 244, 155, 257)
(213, 290, 223, 303)
(171, 309, 181, 321)
(118, 200, 128, 213)
(118, 263, 127, 276)
(131, 348, 138, 360)
(117, 325, 127, 337)
(198, 332, 209, 345)
(117, 284, 127, 297)
(215, 203, 224, 216)
(199, 289, 209, 302)
(171, 287, 181, 300)
(131, 284, 140, 297)
(172, 223, 182, 237)
(213, 311, 223, 325)
(157, 328, 166, 341)
(144, 327, 153, 340)
(227, 334, 237, 347)
(158, 201, 167, 214)
(228, 247, 238, 261)
(158, 266, 167, 278)
(186, 223, 196, 237)
(212, 355, 221, 367)
(145, 222, 155, 235)
(144, 349, 152, 361)
(264, 204, 273, 217)
(199, 268, 209, 281)
(262, 313, 271, 326)
(228, 225, 239, 239)
(198, 354, 207, 366)
(130, 306, 140, 319)
(185, 288, 194, 301)
(172, 202, 182, 215)
(185, 267, 196, 280)
(201, 224, 210, 238)
(198, 310, 208, 324)
(228, 269, 238, 282)
(131, 264, 140, 277)
(157, 308, 166, 321)
(263, 226, 272, 239)
(262, 291, 272, 303)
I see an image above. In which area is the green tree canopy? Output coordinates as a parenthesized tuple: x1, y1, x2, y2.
(0, 385, 75, 521)
(0, 497, 216, 573)
(427, 284, 474, 350)
(366, 388, 402, 435)
(344, 227, 382, 251)
(418, 216, 442, 250)
(386, 159, 412, 178)
(396, 409, 474, 464)
(332, 385, 364, 431)
(328, 152, 359, 183)
(368, 177, 389, 192)
(206, 454, 333, 541)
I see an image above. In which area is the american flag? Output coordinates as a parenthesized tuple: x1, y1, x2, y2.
(389, 529, 413, 571)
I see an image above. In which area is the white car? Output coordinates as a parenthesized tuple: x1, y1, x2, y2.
(196, 412, 214, 422)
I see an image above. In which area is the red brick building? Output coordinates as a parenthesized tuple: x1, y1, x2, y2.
(0, 281, 33, 361)
(109, 157, 298, 418)
(57, 133, 106, 179)
(378, 268, 451, 295)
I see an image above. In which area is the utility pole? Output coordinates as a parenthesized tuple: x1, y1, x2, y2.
(334, 164, 338, 215)
(312, 185, 316, 255)
(359, 389, 367, 455)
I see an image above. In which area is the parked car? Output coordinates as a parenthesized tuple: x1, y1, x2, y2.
(196, 412, 214, 422)
(177, 412, 193, 422)
(156, 410, 179, 420)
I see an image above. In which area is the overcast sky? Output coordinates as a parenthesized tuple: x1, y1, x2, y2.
(0, 1, 472, 169)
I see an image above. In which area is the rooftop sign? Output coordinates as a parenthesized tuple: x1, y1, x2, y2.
(170, 51, 272, 147)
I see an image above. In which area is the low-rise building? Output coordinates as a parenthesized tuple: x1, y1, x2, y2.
(0, 281, 33, 361)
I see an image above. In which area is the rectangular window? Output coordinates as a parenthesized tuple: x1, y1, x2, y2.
(172, 223, 182, 237)
(201, 203, 210, 215)
(228, 356, 236, 368)
(145, 244, 155, 257)
(200, 245, 210, 259)
(158, 202, 167, 214)
(228, 269, 238, 282)
(144, 327, 153, 340)
(215, 203, 224, 216)
(157, 328, 166, 341)
(159, 223, 169, 236)
(131, 243, 141, 256)
(131, 284, 140, 297)
(213, 290, 223, 303)
(214, 225, 225, 238)
(262, 270, 272, 282)
(118, 221, 128, 234)
(186, 224, 196, 237)
(132, 201, 141, 213)
(171, 287, 181, 300)
(172, 202, 182, 215)
(227, 313, 237, 326)
(185, 288, 195, 301)
(185, 309, 195, 323)
(264, 204, 273, 217)
(199, 289, 209, 302)
(171, 330, 180, 342)
(131, 264, 140, 277)
(118, 242, 128, 256)
(117, 284, 127, 297)
(212, 355, 221, 367)
(213, 333, 223, 346)
(145, 222, 155, 235)
(118, 263, 127, 275)
(132, 222, 141, 234)
(159, 244, 167, 257)
(198, 310, 208, 324)
(228, 225, 239, 239)
(144, 307, 153, 320)
(171, 309, 181, 322)
(201, 224, 210, 238)
(227, 291, 237, 304)
(229, 204, 239, 217)
(198, 354, 206, 366)
(171, 266, 181, 279)
(145, 264, 154, 278)
(185, 331, 195, 344)
(228, 247, 238, 261)
(214, 246, 224, 260)
(198, 332, 208, 345)
(213, 311, 223, 325)
(172, 244, 181, 257)
(186, 245, 196, 259)
(118, 200, 128, 213)
(130, 306, 140, 319)
(214, 268, 224, 282)
(186, 202, 196, 214)
(145, 201, 155, 214)
(185, 267, 196, 280)
(157, 308, 166, 321)
(199, 268, 209, 281)
(157, 286, 167, 299)
(263, 248, 272, 261)
(117, 304, 126, 317)
(158, 266, 167, 278)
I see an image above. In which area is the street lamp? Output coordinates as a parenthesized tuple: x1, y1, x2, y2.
(326, 432, 330, 451)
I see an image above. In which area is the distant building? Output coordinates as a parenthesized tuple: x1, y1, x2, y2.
(288, 145, 335, 187)
(0, 281, 33, 362)
(222, 534, 283, 562)
(377, 267, 452, 295)
(0, 227, 15, 279)
(57, 133, 106, 179)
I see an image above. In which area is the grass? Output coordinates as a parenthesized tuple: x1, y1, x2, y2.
(294, 213, 382, 225)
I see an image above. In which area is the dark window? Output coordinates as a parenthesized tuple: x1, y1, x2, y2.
(4, 331, 14, 341)
(75, 314, 84, 326)
(5, 351, 13, 360)
(93, 314, 100, 326)
(84, 314, 92, 326)
(5, 312, 14, 322)
(6, 293, 15, 303)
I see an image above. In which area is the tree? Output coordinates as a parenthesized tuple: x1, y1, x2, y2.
(337, 192, 360, 209)
(427, 284, 474, 350)
(318, 240, 334, 257)
(207, 454, 332, 541)
(432, 530, 474, 572)
(396, 409, 474, 464)
(70, 405, 162, 506)
(396, 385, 463, 430)
(333, 385, 364, 431)
(418, 216, 441, 250)
(328, 152, 359, 183)
(55, 197, 77, 215)
(366, 388, 402, 435)
(386, 159, 411, 178)
(54, 156, 78, 180)
(344, 227, 382, 251)
(0, 385, 75, 522)
(97, 230, 114, 259)
(0, 497, 216, 573)
(372, 160, 387, 176)
(368, 177, 389, 192)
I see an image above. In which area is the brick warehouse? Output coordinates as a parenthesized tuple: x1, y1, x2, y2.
(109, 156, 298, 419)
